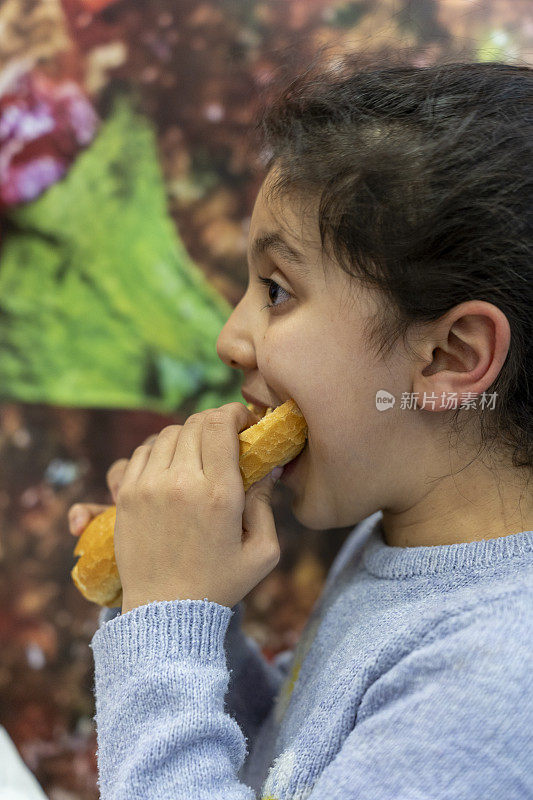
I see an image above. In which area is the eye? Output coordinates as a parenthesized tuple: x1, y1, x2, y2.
(256, 275, 292, 312)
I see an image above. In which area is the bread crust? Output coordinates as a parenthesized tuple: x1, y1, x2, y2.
(71, 399, 307, 607)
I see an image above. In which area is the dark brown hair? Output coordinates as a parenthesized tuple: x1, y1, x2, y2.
(252, 47, 533, 470)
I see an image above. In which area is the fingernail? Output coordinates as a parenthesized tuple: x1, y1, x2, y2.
(271, 466, 283, 481)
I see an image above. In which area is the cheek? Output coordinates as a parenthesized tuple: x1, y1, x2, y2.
(258, 316, 394, 466)
(297, 367, 396, 476)
(258, 323, 311, 390)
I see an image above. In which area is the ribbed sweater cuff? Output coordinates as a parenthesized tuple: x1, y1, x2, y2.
(90, 599, 234, 677)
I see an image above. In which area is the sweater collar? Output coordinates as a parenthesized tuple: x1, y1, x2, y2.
(363, 513, 533, 579)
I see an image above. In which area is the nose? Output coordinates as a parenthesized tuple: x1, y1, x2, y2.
(216, 289, 257, 371)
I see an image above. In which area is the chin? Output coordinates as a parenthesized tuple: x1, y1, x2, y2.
(290, 492, 336, 531)
(289, 478, 372, 530)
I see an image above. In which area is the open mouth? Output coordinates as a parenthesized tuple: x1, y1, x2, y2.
(246, 401, 283, 417)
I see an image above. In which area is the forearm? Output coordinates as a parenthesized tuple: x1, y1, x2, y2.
(91, 599, 256, 799)
(98, 600, 291, 756)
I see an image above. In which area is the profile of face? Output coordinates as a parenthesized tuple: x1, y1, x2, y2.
(217, 167, 417, 530)
(216, 167, 512, 532)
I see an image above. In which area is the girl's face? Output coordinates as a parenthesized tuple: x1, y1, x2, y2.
(217, 169, 432, 530)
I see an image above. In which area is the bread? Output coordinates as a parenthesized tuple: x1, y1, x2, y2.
(71, 399, 307, 607)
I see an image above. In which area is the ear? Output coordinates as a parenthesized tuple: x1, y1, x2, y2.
(411, 301, 511, 412)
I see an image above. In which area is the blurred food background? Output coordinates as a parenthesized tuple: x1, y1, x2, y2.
(0, 1, 531, 797)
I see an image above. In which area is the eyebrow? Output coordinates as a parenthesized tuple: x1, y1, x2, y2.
(248, 232, 308, 277)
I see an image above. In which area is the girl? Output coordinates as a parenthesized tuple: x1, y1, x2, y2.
(69, 52, 533, 799)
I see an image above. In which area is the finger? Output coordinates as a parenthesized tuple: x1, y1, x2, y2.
(201, 402, 256, 489)
(142, 425, 182, 475)
(106, 458, 129, 499)
(68, 503, 111, 536)
(106, 435, 159, 497)
(168, 413, 204, 475)
(119, 444, 152, 488)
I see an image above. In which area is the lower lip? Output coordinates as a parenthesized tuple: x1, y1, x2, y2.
(280, 443, 307, 480)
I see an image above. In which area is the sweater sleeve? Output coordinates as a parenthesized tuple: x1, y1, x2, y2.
(298, 597, 533, 800)
(97, 601, 293, 760)
(90, 598, 290, 799)
(222, 602, 294, 754)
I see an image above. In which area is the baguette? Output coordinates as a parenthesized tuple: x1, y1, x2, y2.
(71, 399, 307, 607)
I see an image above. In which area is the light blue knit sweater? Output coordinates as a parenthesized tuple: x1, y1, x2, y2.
(90, 510, 533, 799)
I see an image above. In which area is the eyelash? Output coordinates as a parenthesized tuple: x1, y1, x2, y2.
(256, 275, 292, 311)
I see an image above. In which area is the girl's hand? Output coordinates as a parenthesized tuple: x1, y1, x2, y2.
(115, 402, 282, 613)
(67, 433, 159, 536)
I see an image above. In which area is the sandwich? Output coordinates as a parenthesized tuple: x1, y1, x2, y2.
(71, 399, 307, 607)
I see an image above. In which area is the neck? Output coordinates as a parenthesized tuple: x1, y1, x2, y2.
(381, 452, 533, 548)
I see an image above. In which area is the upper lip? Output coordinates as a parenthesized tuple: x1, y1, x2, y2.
(241, 388, 280, 409)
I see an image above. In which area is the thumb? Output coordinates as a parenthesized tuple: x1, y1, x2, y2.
(242, 466, 283, 541)
(250, 466, 283, 501)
